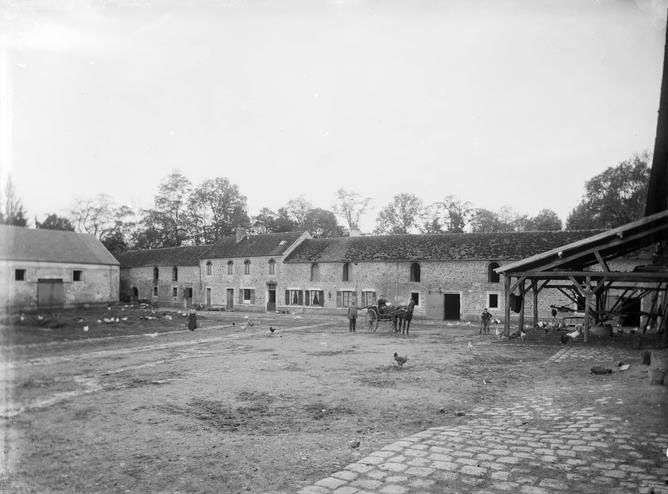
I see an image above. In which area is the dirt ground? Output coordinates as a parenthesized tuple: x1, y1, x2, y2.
(1, 305, 667, 493)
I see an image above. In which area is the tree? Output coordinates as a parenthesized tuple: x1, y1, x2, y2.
(70, 194, 118, 238)
(189, 177, 249, 244)
(374, 193, 424, 234)
(35, 213, 75, 231)
(0, 175, 28, 226)
(153, 170, 193, 246)
(566, 152, 650, 230)
(525, 209, 562, 231)
(282, 196, 312, 230)
(303, 208, 345, 238)
(470, 208, 507, 233)
(421, 196, 473, 234)
(333, 189, 372, 231)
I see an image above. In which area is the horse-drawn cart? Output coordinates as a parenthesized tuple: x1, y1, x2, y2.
(364, 304, 409, 332)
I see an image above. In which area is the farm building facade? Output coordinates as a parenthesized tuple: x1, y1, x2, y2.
(114, 229, 645, 321)
(0, 225, 120, 311)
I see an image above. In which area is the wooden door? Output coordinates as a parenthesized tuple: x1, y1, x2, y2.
(206, 287, 212, 307)
(443, 293, 460, 320)
(267, 288, 276, 312)
(38, 279, 64, 308)
(226, 289, 234, 311)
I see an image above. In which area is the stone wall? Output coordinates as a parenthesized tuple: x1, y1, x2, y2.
(121, 265, 201, 308)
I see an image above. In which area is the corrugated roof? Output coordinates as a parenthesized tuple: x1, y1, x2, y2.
(284, 231, 603, 263)
(117, 245, 211, 268)
(0, 225, 119, 265)
(201, 231, 306, 259)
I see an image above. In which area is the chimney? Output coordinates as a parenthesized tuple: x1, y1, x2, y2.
(235, 227, 246, 243)
(349, 228, 362, 237)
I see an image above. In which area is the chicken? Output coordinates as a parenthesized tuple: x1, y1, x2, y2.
(269, 326, 276, 334)
(520, 329, 527, 343)
(468, 341, 473, 351)
(393, 352, 408, 367)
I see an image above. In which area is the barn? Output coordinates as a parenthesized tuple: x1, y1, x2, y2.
(0, 225, 120, 311)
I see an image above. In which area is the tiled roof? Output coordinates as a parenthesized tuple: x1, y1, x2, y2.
(117, 245, 211, 268)
(0, 225, 119, 265)
(283, 231, 603, 263)
(201, 231, 306, 259)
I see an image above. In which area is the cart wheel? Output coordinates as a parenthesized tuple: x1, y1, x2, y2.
(366, 309, 378, 332)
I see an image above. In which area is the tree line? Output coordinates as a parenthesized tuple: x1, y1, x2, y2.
(0, 152, 652, 256)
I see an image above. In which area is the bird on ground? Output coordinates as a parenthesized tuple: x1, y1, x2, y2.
(83, 326, 89, 332)
(468, 341, 473, 351)
(520, 329, 527, 343)
(393, 352, 408, 367)
(240, 324, 247, 331)
(269, 326, 276, 334)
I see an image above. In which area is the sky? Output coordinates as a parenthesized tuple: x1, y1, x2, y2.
(1, 0, 667, 233)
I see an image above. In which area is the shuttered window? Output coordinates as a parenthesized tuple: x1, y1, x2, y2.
(285, 290, 304, 306)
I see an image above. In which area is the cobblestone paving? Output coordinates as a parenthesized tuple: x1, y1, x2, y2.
(296, 347, 668, 494)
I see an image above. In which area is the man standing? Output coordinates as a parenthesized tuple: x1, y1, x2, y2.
(348, 301, 358, 332)
(480, 308, 492, 335)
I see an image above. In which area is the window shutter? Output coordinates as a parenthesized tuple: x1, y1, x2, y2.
(285, 290, 289, 305)
(298, 290, 304, 305)
(318, 291, 324, 306)
(304, 290, 310, 306)
(239, 290, 243, 304)
(336, 291, 342, 307)
(251, 290, 255, 304)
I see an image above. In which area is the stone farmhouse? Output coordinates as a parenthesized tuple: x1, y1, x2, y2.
(117, 245, 210, 308)
(115, 229, 635, 321)
(1, 225, 119, 311)
(280, 231, 606, 321)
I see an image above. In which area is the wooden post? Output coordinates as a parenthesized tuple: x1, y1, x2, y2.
(504, 275, 511, 336)
(532, 280, 539, 328)
(584, 276, 591, 343)
(518, 280, 526, 333)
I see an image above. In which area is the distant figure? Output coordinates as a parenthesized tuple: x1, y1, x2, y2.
(480, 308, 492, 335)
(378, 295, 389, 314)
(347, 301, 358, 332)
(188, 308, 197, 331)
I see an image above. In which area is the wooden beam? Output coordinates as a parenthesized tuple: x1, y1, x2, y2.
(511, 271, 668, 282)
(509, 275, 527, 295)
(518, 279, 526, 333)
(594, 251, 610, 272)
(532, 280, 539, 328)
(584, 276, 591, 343)
(504, 275, 511, 337)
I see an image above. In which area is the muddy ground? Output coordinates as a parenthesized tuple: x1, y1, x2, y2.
(1, 305, 667, 493)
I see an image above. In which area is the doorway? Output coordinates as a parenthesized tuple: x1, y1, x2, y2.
(206, 287, 212, 307)
(38, 279, 64, 308)
(226, 289, 234, 311)
(443, 293, 460, 320)
(267, 284, 276, 312)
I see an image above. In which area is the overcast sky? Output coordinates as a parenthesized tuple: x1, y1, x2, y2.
(1, 0, 667, 232)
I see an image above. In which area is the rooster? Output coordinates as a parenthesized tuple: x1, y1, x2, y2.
(393, 352, 408, 367)
(269, 326, 276, 335)
(520, 329, 527, 343)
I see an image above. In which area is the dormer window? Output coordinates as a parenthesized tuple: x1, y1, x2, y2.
(342, 262, 351, 282)
(488, 262, 500, 283)
(410, 262, 421, 282)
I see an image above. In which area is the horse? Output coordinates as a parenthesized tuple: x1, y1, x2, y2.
(393, 300, 416, 335)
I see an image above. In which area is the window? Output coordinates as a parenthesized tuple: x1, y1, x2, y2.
(336, 290, 355, 308)
(73, 270, 83, 282)
(153, 267, 159, 283)
(173, 287, 178, 298)
(244, 259, 251, 275)
(153, 286, 158, 297)
(15, 269, 26, 281)
(310, 263, 319, 282)
(304, 290, 324, 307)
(361, 290, 376, 307)
(206, 261, 212, 276)
(410, 262, 421, 282)
(227, 261, 234, 275)
(285, 289, 304, 306)
(242, 288, 255, 304)
(410, 292, 420, 306)
(172, 266, 178, 282)
(488, 262, 500, 283)
(488, 293, 499, 309)
(268, 259, 276, 275)
(342, 262, 351, 282)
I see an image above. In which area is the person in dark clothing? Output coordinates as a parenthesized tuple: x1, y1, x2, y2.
(480, 308, 492, 335)
(188, 309, 197, 331)
(347, 301, 358, 332)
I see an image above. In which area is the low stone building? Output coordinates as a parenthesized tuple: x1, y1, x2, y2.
(117, 245, 210, 308)
(280, 231, 604, 320)
(1, 225, 119, 311)
(199, 230, 309, 312)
